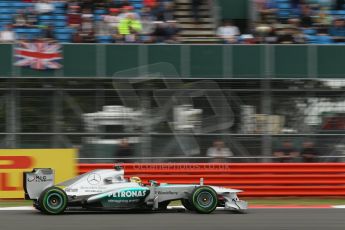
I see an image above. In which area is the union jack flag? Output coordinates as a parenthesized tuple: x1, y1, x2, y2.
(14, 42, 62, 70)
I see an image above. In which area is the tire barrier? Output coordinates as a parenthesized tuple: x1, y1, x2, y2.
(78, 163, 345, 196)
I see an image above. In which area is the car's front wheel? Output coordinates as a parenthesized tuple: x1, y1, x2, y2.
(190, 186, 218, 214)
(38, 187, 68, 215)
(158, 200, 170, 210)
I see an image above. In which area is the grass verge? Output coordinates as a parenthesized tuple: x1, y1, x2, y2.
(0, 200, 32, 207)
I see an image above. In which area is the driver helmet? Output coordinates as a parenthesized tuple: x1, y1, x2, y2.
(130, 176, 142, 184)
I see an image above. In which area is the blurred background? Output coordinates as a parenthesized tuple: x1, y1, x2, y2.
(0, 0, 344, 163)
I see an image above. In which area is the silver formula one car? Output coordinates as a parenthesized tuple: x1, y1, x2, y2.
(23, 166, 248, 215)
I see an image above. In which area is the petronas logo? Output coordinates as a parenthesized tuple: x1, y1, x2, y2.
(108, 189, 147, 199)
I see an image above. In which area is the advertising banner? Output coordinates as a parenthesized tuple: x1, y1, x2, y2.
(0, 149, 77, 198)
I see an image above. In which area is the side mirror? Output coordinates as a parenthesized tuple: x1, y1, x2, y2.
(114, 164, 123, 171)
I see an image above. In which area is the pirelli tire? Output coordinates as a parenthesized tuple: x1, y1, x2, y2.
(33, 201, 41, 211)
(190, 186, 218, 214)
(38, 187, 68, 215)
(181, 199, 195, 211)
(158, 200, 171, 210)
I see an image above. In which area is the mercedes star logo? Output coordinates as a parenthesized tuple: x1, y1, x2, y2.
(87, 173, 101, 185)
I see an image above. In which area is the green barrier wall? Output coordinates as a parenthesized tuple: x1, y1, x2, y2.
(1, 44, 345, 78)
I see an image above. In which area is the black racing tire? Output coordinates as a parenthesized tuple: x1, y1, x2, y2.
(38, 187, 68, 215)
(181, 199, 195, 211)
(158, 200, 170, 210)
(190, 186, 218, 214)
(33, 201, 41, 211)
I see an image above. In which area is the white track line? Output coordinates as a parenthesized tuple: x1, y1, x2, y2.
(1, 205, 344, 211)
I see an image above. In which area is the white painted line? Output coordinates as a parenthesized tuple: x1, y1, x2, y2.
(168, 206, 233, 211)
(0, 206, 34, 211)
(1, 205, 342, 211)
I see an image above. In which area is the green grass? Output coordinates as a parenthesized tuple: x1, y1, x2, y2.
(1, 198, 345, 207)
(0, 200, 32, 207)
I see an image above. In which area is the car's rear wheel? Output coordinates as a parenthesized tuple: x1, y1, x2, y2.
(38, 187, 68, 215)
(33, 200, 41, 211)
(190, 186, 218, 214)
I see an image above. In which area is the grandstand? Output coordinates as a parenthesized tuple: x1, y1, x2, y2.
(0, 0, 344, 43)
(0, 0, 344, 163)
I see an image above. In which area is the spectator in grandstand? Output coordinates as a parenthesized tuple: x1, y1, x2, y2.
(42, 24, 55, 40)
(216, 20, 240, 43)
(290, 0, 303, 10)
(102, 8, 120, 41)
(276, 27, 306, 44)
(254, 0, 278, 24)
(113, 0, 132, 9)
(13, 11, 29, 28)
(35, 0, 55, 14)
(140, 7, 156, 42)
(314, 7, 333, 26)
(334, 0, 345, 10)
(80, 0, 95, 11)
(299, 4, 314, 28)
(119, 5, 140, 20)
(165, 20, 181, 43)
(104, 8, 120, 31)
(67, 5, 82, 28)
(191, 0, 204, 23)
(72, 28, 83, 43)
(25, 7, 39, 27)
(329, 19, 345, 41)
(144, 0, 156, 8)
(115, 138, 134, 163)
(152, 21, 167, 42)
(273, 140, 299, 162)
(0, 25, 16, 42)
(118, 13, 142, 42)
(206, 140, 233, 163)
(239, 34, 256, 44)
(81, 8, 94, 20)
(253, 22, 274, 43)
(79, 15, 96, 42)
(300, 141, 319, 163)
(162, 2, 175, 21)
(151, 2, 164, 20)
(315, 27, 333, 44)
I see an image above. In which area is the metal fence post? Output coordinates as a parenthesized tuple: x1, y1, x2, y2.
(261, 45, 273, 162)
(51, 89, 63, 147)
(6, 79, 18, 148)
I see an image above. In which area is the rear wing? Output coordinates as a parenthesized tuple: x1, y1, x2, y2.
(23, 168, 55, 200)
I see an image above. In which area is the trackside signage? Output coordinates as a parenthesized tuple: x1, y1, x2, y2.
(0, 149, 77, 198)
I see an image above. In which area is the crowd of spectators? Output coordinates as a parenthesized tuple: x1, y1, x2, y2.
(0, 0, 181, 43)
(203, 139, 321, 163)
(2, 0, 345, 44)
(273, 140, 320, 162)
(216, 0, 345, 44)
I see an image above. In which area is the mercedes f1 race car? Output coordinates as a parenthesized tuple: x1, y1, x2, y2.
(23, 166, 248, 215)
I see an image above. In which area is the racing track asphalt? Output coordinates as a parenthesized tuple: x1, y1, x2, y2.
(0, 209, 344, 230)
